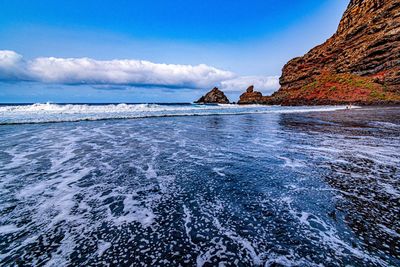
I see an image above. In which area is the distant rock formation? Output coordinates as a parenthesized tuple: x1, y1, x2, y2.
(238, 85, 271, 104)
(269, 0, 400, 105)
(195, 87, 230, 104)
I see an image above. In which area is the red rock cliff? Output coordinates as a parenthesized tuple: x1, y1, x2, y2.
(271, 0, 400, 105)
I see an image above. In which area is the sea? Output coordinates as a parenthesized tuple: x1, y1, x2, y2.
(0, 103, 399, 266)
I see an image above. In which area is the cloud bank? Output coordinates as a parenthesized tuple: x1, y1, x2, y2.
(221, 75, 279, 94)
(0, 50, 279, 93)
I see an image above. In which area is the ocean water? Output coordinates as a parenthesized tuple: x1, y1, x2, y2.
(0, 103, 348, 125)
(0, 104, 399, 266)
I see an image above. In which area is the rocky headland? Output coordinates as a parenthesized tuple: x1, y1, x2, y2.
(270, 0, 400, 105)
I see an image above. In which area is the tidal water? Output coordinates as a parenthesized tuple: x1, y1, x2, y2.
(0, 104, 399, 266)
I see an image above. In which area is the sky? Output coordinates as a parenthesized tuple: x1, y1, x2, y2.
(0, 0, 349, 103)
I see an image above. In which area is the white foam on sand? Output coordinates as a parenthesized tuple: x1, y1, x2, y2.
(278, 156, 307, 169)
(97, 240, 112, 257)
(112, 194, 156, 228)
(264, 252, 312, 267)
(280, 196, 388, 266)
(0, 224, 23, 234)
(212, 167, 226, 177)
(0, 125, 173, 265)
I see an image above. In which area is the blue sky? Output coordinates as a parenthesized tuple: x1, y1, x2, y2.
(0, 0, 348, 103)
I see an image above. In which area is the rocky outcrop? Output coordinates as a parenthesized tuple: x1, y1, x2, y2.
(195, 87, 230, 104)
(238, 86, 271, 104)
(271, 0, 400, 105)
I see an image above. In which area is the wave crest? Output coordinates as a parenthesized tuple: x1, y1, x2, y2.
(0, 103, 352, 124)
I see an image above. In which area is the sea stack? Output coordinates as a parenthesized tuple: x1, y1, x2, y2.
(195, 87, 230, 104)
(270, 0, 400, 105)
(238, 85, 271, 104)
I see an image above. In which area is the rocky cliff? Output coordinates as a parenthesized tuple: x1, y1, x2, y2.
(271, 0, 400, 105)
(195, 87, 230, 104)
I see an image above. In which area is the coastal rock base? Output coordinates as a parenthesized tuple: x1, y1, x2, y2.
(271, 72, 400, 105)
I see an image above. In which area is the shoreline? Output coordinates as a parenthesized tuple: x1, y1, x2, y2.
(0, 104, 359, 125)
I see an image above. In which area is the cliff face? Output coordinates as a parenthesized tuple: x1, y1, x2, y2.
(272, 0, 400, 105)
(195, 87, 230, 104)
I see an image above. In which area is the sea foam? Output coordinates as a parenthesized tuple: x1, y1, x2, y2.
(0, 103, 351, 124)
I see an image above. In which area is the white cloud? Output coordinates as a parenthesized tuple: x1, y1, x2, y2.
(221, 75, 279, 94)
(0, 50, 23, 66)
(0, 50, 26, 80)
(0, 50, 279, 93)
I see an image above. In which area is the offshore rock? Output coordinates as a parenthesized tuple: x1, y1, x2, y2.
(238, 86, 271, 104)
(271, 0, 400, 105)
(195, 87, 230, 104)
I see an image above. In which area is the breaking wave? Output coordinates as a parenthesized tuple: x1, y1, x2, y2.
(0, 103, 351, 124)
